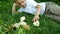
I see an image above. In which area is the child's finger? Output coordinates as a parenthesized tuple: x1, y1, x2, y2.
(36, 18, 38, 21)
(33, 19, 35, 22)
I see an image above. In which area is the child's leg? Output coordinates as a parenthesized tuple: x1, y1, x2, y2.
(45, 14, 60, 22)
(44, 2, 60, 22)
(45, 2, 60, 16)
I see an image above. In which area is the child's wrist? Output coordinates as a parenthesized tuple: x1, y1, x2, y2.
(35, 14, 39, 16)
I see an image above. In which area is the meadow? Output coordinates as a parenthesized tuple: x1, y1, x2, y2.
(0, 0, 60, 34)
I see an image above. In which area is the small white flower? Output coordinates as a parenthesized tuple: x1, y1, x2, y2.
(20, 16, 25, 22)
(33, 20, 40, 27)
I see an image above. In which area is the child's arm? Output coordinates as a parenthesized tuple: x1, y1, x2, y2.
(12, 3, 18, 16)
(35, 5, 41, 16)
(32, 4, 41, 22)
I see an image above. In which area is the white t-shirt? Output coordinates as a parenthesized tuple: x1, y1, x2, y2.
(18, 0, 46, 15)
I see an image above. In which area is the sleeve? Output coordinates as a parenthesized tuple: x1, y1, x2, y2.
(17, 7, 24, 12)
(29, 0, 38, 7)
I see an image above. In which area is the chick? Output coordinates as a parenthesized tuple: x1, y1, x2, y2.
(13, 16, 30, 30)
(33, 20, 40, 27)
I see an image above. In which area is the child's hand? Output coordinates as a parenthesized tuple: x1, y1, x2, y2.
(32, 15, 39, 22)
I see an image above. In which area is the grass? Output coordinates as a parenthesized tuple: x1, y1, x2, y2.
(0, 0, 60, 34)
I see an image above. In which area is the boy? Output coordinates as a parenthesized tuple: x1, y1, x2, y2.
(12, 0, 60, 22)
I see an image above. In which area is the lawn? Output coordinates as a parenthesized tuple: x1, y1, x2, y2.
(0, 0, 60, 34)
